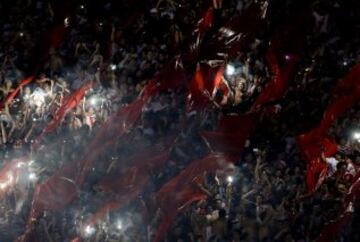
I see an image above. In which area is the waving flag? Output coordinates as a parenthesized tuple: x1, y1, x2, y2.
(298, 64, 360, 193)
(317, 172, 360, 242)
(187, 64, 226, 111)
(295, 64, 360, 242)
(152, 2, 313, 240)
(43, 81, 94, 134)
(251, 49, 299, 111)
(154, 153, 234, 242)
(0, 76, 34, 110)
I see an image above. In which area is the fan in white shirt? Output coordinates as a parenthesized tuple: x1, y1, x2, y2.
(325, 156, 340, 176)
(322, 153, 357, 177)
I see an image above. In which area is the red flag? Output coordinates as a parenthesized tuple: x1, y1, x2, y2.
(18, 69, 164, 241)
(298, 64, 360, 193)
(290, 65, 360, 242)
(68, 136, 175, 240)
(251, 48, 299, 111)
(200, 3, 263, 60)
(154, 153, 234, 242)
(18, 98, 148, 242)
(198, 8, 214, 35)
(0, 76, 34, 110)
(153, 4, 312, 240)
(317, 65, 360, 135)
(201, 114, 256, 159)
(86, 150, 170, 227)
(43, 81, 94, 134)
(156, 60, 188, 91)
(316, 172, 360, 242)
(187, 64, 226, 111)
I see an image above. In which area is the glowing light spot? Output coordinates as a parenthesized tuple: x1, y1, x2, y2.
(110, 64, 117, 71)
(116, 220, 123, 230)
(84, 225, 95, 236)
(29, 173, 37, 181)
(226, 64, 235, 76)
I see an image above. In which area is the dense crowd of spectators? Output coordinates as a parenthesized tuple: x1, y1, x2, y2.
(0, 0, 359, 241)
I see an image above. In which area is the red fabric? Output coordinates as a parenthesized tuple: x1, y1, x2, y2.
(316, 213, 352, 242)
(317, 64, 360, 135)
(80, 134, 175, 228)
(198, 7, 214, 37)
(149, 59, 188, 92)
(251, 48, 299, 111)
(200, 3, 263, 60)
(153, 5, 310, 239)
(294, 65, 360, 242)
(61, 7, 217, 239)
(185, 7, 214, 58)
(187, 4, 263, 106)
(19, 72, 165, 241)
(298, 64, 360, 193)
(298, 135, 338, 162)
(96, 135, 175, 193)
(298, 136, 338, 192)
(19, 3, 311, 242)
(201, 114, 256, 159)
(306, 158, 329, 193)
(139, 79, 159, 101)
(19, 98, 148, 241)
(30, 163, 78, 216)
(154, 153, 234, 242)
(87, 150, 170, 226)
(200, 41, 300, 159)
(43, 81, 94, 134)
(155, 192, 207, 242)
(214, 66, 226, 93)
(77, 98, 146, 185)
(0, 76, 34, 110)
(187, 64, 226, 111)
(316, 172, 360, 242)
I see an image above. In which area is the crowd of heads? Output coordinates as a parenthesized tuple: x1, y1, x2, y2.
(0, 0, 359, 241)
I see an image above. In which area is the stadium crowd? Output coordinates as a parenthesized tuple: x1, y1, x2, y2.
(0, 0, 359, 242)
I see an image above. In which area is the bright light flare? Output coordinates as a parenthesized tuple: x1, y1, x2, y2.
(29, 173, 37, 181)
(226, 64, 235, 76)
(227, 176, 234, 184)
(116, 220, 123, 230)
(353, 132, 360, 142)
(16, 162, 26, 168)
(110, 64, 117, 71)
(89, 96, 98, 106)
(84, 225, 95, 236)
(220, 27, 235, 37)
